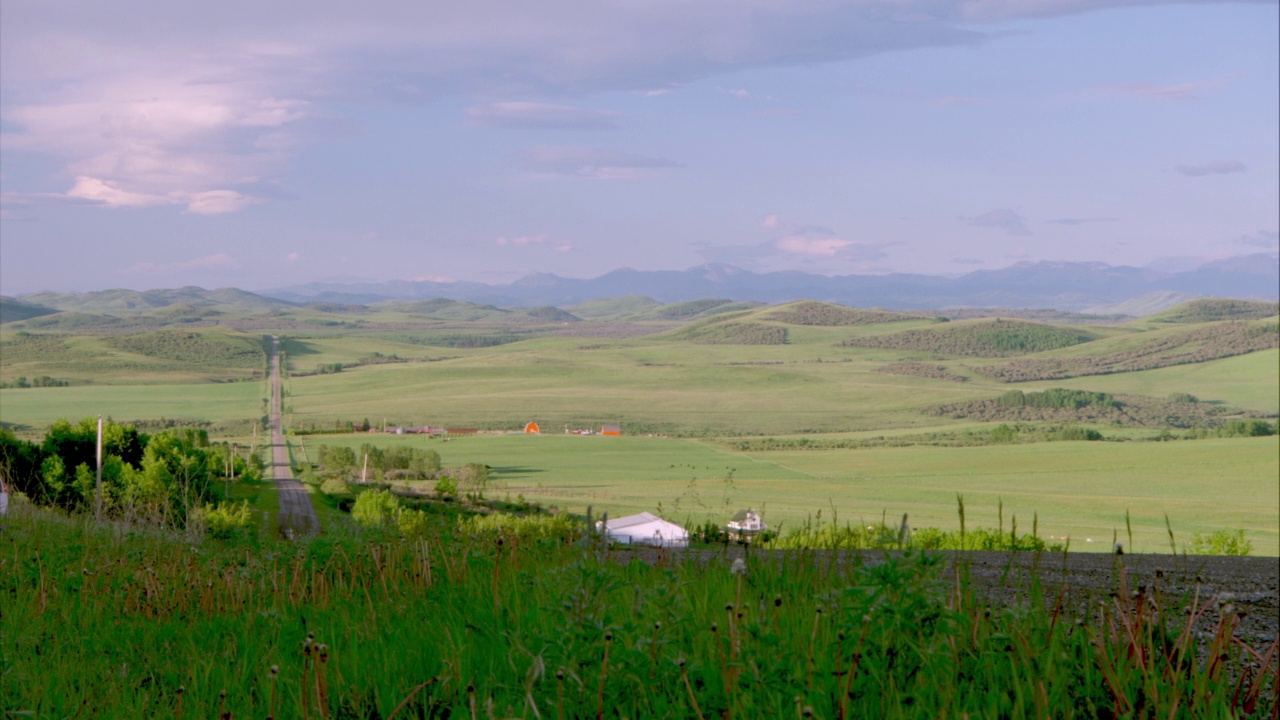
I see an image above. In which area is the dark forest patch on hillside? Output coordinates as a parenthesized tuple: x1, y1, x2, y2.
(928, 388, 1275, 428)
(978, 320, 1279, 382)
(0, 333, 87, 364)
(103, 331, 264, 368)
(1149, 298, 1279, 323)
(680, 322, 789, 345)
(841, 319, 1095, 357)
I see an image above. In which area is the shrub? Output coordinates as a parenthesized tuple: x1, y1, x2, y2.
(434, 475, 458, 499)
(1049, 425, 1104, 441)
(320, 477, 352, 496)
(201, 501, 254, 539)
(351, 489, 400, 528)
(1216, 419, 1277, 438)
(457, 512, 582, 543)
(1189, 529, 1252, 556)
(397, 508, 430, 538)
(989, 424, 1019, 444)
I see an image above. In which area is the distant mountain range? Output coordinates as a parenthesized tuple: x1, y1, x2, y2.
(259, 255, 1279, 312)
(7, 255, 1276, 319)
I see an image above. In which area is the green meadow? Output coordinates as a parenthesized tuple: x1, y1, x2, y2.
(0, 381, 265, 431)
(1042, 348, 1280, 414)
(307, 432, 1280, 555)
(2, 298, 1276, 554)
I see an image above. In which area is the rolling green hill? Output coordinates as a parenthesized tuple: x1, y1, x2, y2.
(0, 296, 58, 324)
(563, 295, 662, 319)
(1147, 298, 1280, 323)
(767, 301, 922, 326)
(19, 286, 292, 315)
(841, 318, 1097, 357)
(978, 318, 1279, 382)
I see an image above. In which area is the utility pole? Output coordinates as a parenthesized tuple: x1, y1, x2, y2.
(361, 452, 368, 484)
(95, 416, 103, 520)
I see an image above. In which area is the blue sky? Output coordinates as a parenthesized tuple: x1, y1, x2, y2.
(1, 0, 1276, 294)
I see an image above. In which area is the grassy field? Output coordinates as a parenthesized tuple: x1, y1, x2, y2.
(1040, 348, 1279, 414)
(3, 299, 1275, 556)
(305, 432, 1280, 555)
(0, 381, 265, 431)
(8, 501, 1273, 719)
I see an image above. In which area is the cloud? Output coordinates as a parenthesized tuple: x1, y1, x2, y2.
(4, 66, 305, 214)
(465, 102, 621, 130)
(1174, 160, 1246, 177)
(62, 176, 259, 214)
(186, 190, 258, 214)
(963, 208, 1032, 236)
(286, 252, 301, 262)
(699, 213, 891, 272)
(66, 176, 170, 208)
(1045, 216, 1119, 226)
(518, 145, 680, 180)
(1238, 230, 1279, 250)
(1, 0, 1256, 215)
(496, 233, 574, 251)
(776, 235, 854, 256)
(496, 233, 548, 246)
(724, 88, 781, 102)
(128, 252, 237, 275)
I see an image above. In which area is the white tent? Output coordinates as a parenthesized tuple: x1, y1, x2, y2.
(597, 512, 688, 548)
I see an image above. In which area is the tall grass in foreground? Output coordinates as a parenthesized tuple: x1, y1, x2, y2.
(1, 499, 1275, 719)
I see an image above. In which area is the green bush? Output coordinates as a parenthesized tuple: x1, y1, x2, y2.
(457, 512, 583, 543)
(1188, 529, 1252, 556)
(201, 501, 253, 539)
(351, 489, 400, 528)
(434, 475, 458, 498)
(319, 477, 352, 496)
(397, 508, 430, 538)
(1049, 425, 1104, 441)
(989, 424, 1019, 444)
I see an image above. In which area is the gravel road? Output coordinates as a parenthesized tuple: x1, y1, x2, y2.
(270, 337, 318, 537)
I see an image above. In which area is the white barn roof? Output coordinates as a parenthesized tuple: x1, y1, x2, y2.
(598, 512, 688, 547)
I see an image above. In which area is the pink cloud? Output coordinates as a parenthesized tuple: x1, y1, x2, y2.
(776, 235, 854, 256)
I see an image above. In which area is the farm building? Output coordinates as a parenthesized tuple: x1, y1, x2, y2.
(601, 424, 621, 436)
(726, 509, 767, 541)
(524, 421, 540, 434)
(598, 512, 688, 547)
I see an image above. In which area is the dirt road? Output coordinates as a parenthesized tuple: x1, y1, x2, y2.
(269, 336, 318, 537)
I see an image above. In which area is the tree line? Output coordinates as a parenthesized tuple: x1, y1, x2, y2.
(0, 418, 262, 529)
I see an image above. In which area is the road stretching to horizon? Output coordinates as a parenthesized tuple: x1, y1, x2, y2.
(270, 336, 319, 536)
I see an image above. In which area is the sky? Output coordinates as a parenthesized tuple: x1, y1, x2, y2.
(1, 0, 1277, 295)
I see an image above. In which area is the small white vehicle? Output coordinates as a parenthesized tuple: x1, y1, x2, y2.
(0, 477, 9, 516)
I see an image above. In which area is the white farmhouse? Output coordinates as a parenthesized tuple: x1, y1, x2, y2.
(597, 512, 689, 548)
(726, 509, 766, 541)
